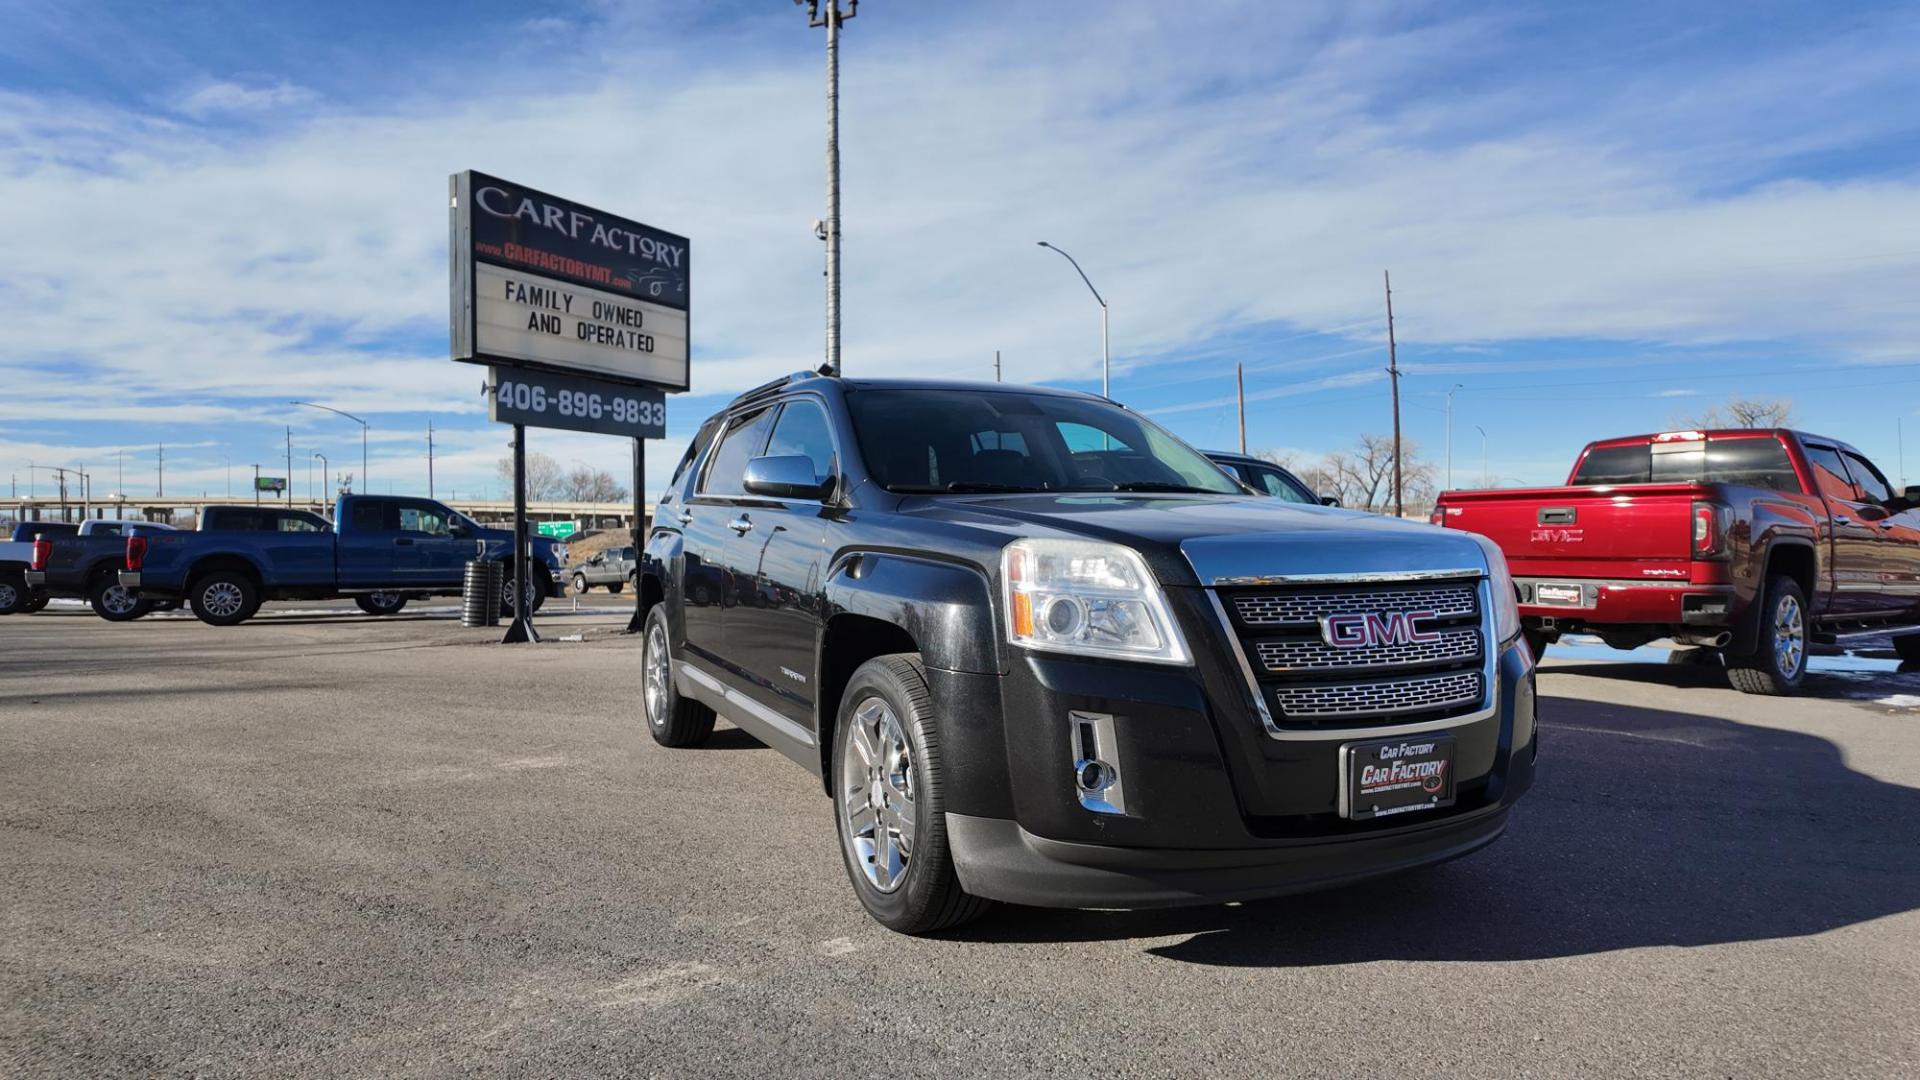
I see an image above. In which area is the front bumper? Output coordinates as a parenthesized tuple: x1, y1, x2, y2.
(938, 632, 1539, 910)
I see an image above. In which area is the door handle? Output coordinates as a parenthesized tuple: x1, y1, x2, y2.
(728, 517, 754, 535)
(675, 510, 693, 525)
(394, 537, 414, 546)
(1832, 516, 1851, 526)
(1879, 519, 1898, 529)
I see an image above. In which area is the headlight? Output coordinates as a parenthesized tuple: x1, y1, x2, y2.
(552, 544, 569, 565)
(1471, 533, 1522, 645)
(1002, 538, 1191, 665)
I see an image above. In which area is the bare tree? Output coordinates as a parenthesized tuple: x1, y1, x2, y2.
(1289, 434, 1436, 516)
(1685, 395, 1793, 429)
(496, 451, 565, 500)
(559, 465, 630, 502)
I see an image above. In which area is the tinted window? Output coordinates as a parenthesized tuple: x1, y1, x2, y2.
(700, 408, 776, 496)
(1252, 466, 1315, 503)
(845, 390, 1240, 494)
(207, 511, 268, 531)
(671, 416, 724, 490)
(765, 399, 837, 481)
(13, 522, 79, 541)
(1803, 445, 1859, 504)
(1571, 444, 1651, 485)
(279, 513, 327, 533)
(351, 501, 391, 530)
(1651, 437, 1800, 492)
(1842, 452, 1893, 504)
(91, 523, 124, 536)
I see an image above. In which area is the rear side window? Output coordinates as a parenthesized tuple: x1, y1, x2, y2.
(1842, 451, 1894, 504)
(351, 502, 391, 530)
(1252, 466, 1315, 503)
(1655, 438, 1800, 492)
(700, 408, 776, 496)
(278, 513, 327, 533)
(1803, 445, 1859, 504)
(1571, 444, 1651, 485)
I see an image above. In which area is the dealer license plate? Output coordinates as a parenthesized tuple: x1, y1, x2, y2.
(1340, 735, 1457, 821)
(1534, 582, 1584, 607)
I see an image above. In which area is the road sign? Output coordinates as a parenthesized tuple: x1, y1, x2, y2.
(487, 367, 666, 439)
(536, 521, 578, 540)
(450, 171, 690, 392)
(255, 477, 286, 493)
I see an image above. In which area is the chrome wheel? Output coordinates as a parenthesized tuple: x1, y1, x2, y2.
(644, 621, 671, 728)
(101, 585, 139, 616)
(0, 582, 16, 610)
(202, 581, 244, 619)
(840, 695, 915, 894)
(369, 590, 401, 607)
(1774, 593, 1805, 677)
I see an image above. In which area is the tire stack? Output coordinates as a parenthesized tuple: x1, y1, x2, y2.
(461, 559, 503, 628)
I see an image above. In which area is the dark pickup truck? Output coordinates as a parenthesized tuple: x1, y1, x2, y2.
(1435, 428, 1920, 693)
(22, 519, 179, 620)
(636, 373, 1537, 934)
(1, 522, 78, 615)
(122, 495, 567, 625)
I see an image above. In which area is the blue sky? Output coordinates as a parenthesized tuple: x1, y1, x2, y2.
(4, 0, 1919, 506)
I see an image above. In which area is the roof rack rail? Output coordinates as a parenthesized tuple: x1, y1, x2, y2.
(729, 369, 825, 406)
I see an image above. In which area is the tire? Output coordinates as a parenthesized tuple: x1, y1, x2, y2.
(89, 574, 153, 622)
(1726, 576, 1809, 695)
(20, 592, 48, 614)
(500, 567, 548, 618)
(641, 605, 715, 747)
(831, 654, 991, 935)
(188, 570, 261, 627)
(355, 592, 408, 616)
(1895, 634, 1920, 662)
(0, 572, 25, 615)
(1523, 628, 1553, 661)
(573, 572, 590, 595)
(608, 580, 624, 595)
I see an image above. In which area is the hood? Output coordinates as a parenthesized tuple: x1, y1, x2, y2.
(899, 493, 1490, 586)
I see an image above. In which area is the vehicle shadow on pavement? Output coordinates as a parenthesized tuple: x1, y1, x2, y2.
(1544, 657, 1920, 701)
(954, 695, 1920, 963)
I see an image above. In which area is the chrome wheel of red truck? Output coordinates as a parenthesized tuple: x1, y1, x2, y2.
(1726, 577, 1808, 696)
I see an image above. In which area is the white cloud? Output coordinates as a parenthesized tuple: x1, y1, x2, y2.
(174, 79, 316, 118)
(1654, 389, 1701, 398)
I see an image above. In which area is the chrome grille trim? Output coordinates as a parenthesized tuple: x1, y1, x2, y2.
(1233, 583, 1478, 627)
(1257, 627, 1481, 673)
(1273, 670, 1484, 719)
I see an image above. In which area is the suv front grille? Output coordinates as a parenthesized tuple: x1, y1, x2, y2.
(1217, 576, 1488, 730)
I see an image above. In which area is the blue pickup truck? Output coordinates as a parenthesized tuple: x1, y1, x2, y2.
(120, 495, 567, 626)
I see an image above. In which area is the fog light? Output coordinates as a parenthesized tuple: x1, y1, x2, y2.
(1069, 711, 1126, 816)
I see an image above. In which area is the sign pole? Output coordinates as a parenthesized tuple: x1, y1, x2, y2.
(503, 424, 540, 643)
(626, 436, 647, 634)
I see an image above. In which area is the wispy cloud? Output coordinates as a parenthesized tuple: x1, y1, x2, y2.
(1653, 388, 1701, 398)
(174, 79, 315, 118)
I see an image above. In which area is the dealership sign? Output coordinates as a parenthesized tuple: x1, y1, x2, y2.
(450, 171, 690, 392)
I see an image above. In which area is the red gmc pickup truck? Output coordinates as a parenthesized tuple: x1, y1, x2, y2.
(1434, 429, 1920, 694)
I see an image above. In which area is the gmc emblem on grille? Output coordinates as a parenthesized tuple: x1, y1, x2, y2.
(1319, 610, 1441, 649)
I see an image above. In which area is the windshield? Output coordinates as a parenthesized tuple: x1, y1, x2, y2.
(845, 389, 1242, 495)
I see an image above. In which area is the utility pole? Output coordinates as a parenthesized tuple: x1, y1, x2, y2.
(157, 443, 164, 498)
(994, 350, 1001, 383)
(117, 449, 123, 497)
(1899, 417, 1907, 489)
(225, 454, 232, 498)
(253, 465, 260, 507)
(1475, 425, 1489, 487)
(1237, 363, 1247, 454)
(428, 421, 436, 499)
(1384, 270, 1403, 518)
(798, 0, 856, 376)
(1444, 383, 1463, 490)
(285, 427, 293, 503)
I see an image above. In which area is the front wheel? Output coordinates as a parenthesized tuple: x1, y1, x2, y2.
(90, 575, 153, 622)
(1895, 634, 1920, 663)
(832, 654, 990, 935)
(608, 579, 624, 595)
(499, 567, 548, 618)
(355, 592, 408, 616)
(1726, 576, 1809, 695)
(572, 572, 590, 595)
(188, 571, 261, 627)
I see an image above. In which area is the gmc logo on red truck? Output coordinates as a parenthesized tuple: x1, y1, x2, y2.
(1319, 611, 1441, 649)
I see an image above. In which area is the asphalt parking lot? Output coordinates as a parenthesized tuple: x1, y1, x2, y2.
(4, 608, 1918, 1078)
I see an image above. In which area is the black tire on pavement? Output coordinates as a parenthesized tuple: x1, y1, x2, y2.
(20, 592, 49, 614)
(1894, 634, 1920, 662)
(0, 571, 26, 615)
(499, 566, 548, 618)
(831, 653, 992, 935)
(641, 605, 716, 748)
(1726, 575, 1809, 696)
(89, 574, 153, 622)
(608, 580, 624, 594)
(187, 570, 261, 627)
(355, 592, 408, 616)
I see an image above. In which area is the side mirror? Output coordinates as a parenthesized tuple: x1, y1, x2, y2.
(742, 455, 829, 500)
(1320, 495, 1341, 507)
(448, 522, 471, 538)
(1906, 485, 1920, 502)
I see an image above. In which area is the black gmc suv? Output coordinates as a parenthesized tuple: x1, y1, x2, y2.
(637, 374, 1539, 933)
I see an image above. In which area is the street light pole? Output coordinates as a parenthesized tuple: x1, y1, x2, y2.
(797, 0, 856, 376)
(1036, 241, 1110, 398)
(291, 401, 369, 492)
(1475, 425, 1489, 487)
(313, 453, 330, 518)
(1444, 383, 1463, 491)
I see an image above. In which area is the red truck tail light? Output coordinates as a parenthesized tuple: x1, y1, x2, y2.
(1429, 508, 1446, 527)
(30, 537, 52, 570)
(1691, 501, 1729, 559)
(126, 535, 148, 571)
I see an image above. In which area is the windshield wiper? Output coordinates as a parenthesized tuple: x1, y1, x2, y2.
(887, 481, 1049, 494)
(1104, 481, 1217, 493)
